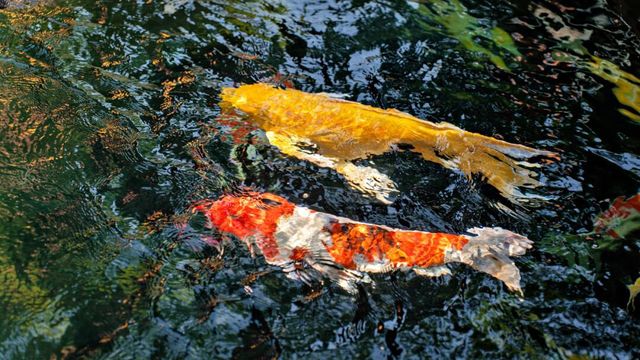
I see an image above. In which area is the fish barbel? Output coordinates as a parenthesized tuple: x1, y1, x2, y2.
(193, 192, 532, 294)
(221, 83, 556, 204)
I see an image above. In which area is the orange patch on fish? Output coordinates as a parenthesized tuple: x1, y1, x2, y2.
(324, 222, 468, 269)
(194, 192, 295, 259)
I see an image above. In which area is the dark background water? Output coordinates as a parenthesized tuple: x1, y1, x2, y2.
(0, 0, 638, 358)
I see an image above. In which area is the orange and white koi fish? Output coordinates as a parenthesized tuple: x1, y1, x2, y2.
(193, 192, 532, 294)
(220, 83, 556, 204)
(594, 193, 640, 239)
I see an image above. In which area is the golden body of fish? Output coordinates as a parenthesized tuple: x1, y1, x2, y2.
(221, 83, 555, 204)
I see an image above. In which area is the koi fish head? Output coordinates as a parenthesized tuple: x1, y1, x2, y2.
(192, 192, 296, 240)
(220, 84, 277, 115)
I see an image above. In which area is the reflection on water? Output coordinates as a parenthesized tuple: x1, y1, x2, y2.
(586, 56, 640, 122)
(0, 0, 639, 358)
(412, 0, 522, 71)
(534, 3, 640, 123)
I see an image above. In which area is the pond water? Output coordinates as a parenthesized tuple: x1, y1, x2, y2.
(0, 0, 639, 358)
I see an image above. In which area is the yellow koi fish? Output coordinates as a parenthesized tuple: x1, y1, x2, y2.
(221, 83, 556, 204)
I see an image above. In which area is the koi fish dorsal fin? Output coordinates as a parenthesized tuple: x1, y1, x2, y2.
(317, 92, 350, 99)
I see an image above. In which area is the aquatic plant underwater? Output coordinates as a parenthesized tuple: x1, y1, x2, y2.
(0, 0, 639, 358)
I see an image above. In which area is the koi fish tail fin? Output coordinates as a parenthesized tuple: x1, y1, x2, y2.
(464, 135, 558, 205)
(411, 127, 557, 205)
(448, 227, 532, 295)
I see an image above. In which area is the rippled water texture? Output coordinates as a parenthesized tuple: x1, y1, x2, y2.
(0, 0, 639, 358)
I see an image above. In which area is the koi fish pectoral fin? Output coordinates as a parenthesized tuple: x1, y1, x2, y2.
(266, 130, 399, 204)
(265, 131, 338, 168)
(413, 265, 452, 277)
(305, 258, 372, 294)
(336, 269, 373, 294)
(335, 162, 399, 204)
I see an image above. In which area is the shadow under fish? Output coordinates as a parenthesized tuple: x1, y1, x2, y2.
(193, 191, 533, 295)
(220, 83, 557, 205)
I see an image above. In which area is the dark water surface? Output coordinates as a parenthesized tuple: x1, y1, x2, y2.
(0, 0, 639, 358)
